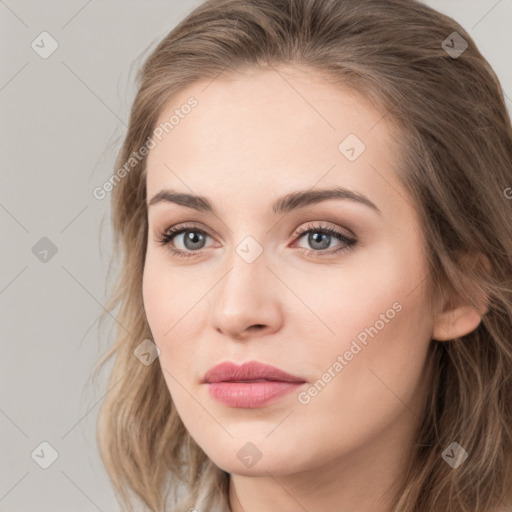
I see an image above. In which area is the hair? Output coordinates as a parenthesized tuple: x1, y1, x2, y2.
(91, 0, 512, 511)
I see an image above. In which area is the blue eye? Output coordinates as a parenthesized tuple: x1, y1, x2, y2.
(292, 222, 357, 257)
(157, 224, 213, 258)
(157, 222, 357, 259)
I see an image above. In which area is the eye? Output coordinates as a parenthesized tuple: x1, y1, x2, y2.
(291, 222, 357, 257)
(157, 223, 215, 258)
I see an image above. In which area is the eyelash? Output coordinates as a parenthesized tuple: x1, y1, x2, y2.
(156, 222, 357, 259)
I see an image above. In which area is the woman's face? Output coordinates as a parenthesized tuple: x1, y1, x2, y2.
(143, 65, 435, 478)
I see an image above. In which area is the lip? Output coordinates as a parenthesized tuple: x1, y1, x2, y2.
(203, 361, 306, 408)
(203, 360, 305, 384)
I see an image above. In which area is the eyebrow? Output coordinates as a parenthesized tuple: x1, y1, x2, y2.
(147, 186, 382, 216)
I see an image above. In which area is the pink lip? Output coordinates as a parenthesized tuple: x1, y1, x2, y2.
(203, 361, 306, 408)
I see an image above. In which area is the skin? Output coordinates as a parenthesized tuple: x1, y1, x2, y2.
(142, 65, 486, 512)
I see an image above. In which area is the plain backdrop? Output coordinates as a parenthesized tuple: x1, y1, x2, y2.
(1, 1, 511, 511)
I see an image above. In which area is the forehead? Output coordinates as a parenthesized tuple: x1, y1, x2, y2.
(145, 66, 407, 220)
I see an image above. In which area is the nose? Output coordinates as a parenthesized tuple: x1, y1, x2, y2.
(210, 249, 283, 341)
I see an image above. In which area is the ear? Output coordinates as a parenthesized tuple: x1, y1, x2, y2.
(432, 252, 491, 342)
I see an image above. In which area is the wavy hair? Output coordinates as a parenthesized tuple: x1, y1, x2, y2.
(92, 0, 512, 510)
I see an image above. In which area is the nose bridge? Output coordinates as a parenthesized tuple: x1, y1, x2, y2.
(218, 240, 269, 310)
(210, 236, 281, 337)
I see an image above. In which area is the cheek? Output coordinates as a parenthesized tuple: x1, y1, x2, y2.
(142, 252, 207, 374)
(288, 241, 424, 345)
(142, 250, 200, 338)
(292, 284, 432, 457)
(142, 255, 168, 336)
(305, 244, 432, 418)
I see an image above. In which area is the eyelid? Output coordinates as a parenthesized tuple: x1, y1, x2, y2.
(158, 222, 216, 247)
(292, 221, 355, 240)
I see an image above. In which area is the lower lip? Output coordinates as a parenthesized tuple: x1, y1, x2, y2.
(206, 381, 304, 408)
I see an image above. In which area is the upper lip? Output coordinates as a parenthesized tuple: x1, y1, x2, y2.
(203, 361, 306, 384)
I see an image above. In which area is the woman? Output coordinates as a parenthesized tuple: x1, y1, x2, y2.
(93, 0, 512, 510)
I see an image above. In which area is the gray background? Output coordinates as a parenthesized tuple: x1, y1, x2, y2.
(1, 1, 511, 511)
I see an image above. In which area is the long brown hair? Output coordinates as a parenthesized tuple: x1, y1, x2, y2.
(92, 1, 512, 510)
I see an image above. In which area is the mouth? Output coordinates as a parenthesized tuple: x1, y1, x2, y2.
(203, 361, 306, 408)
